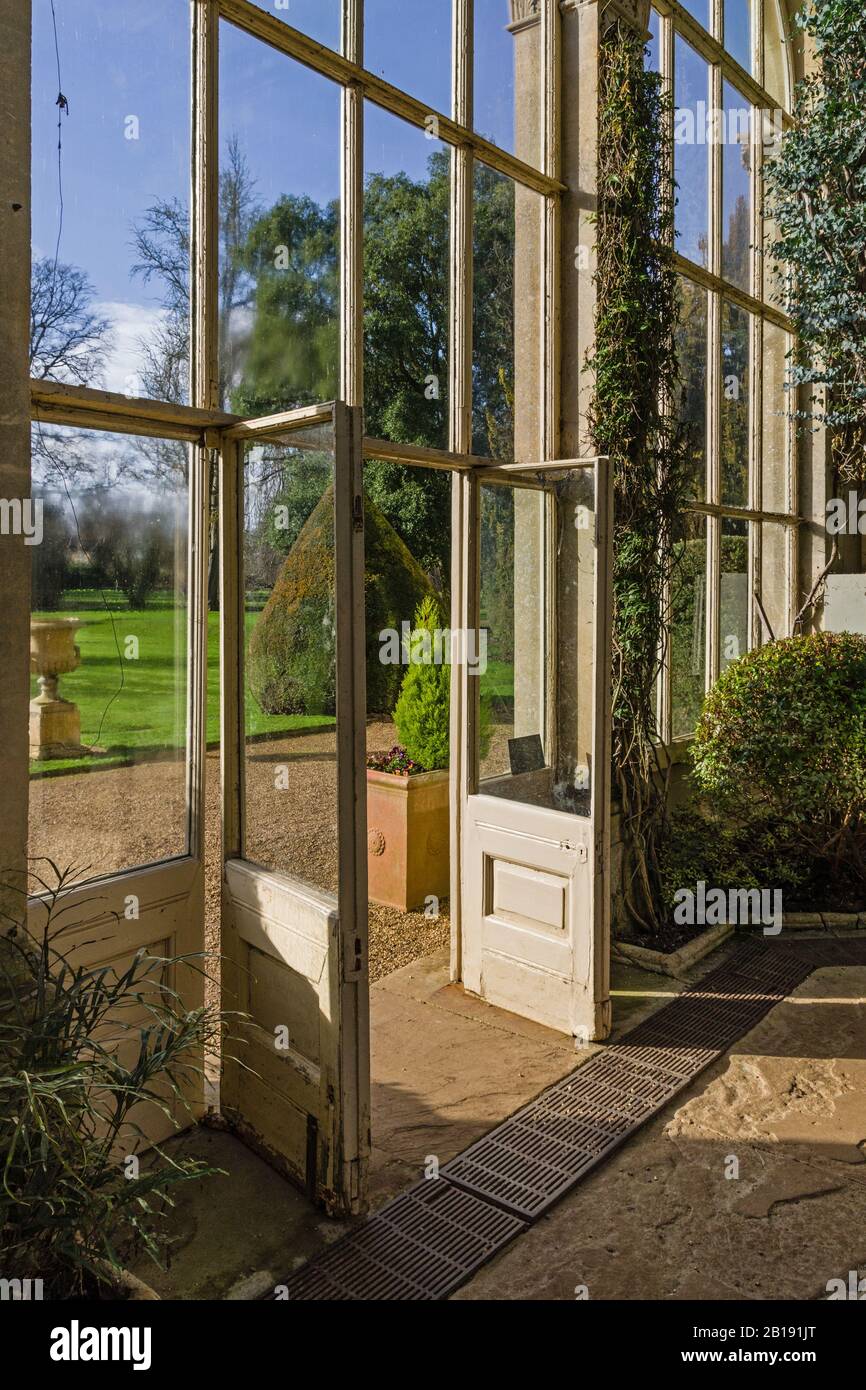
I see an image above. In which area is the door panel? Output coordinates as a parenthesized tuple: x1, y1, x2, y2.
(460, 461, 612, 1043)
(219, 403, 370, 1217)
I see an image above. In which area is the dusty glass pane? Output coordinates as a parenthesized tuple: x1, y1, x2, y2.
(31, 0, 189, 402)
(242, 428, 338, 890)
(722, 82, 752, 292)
(479, 471, 595, 816)
(247, 0, 342, 52)
(670, 513, 707, 739)
(759, 521, 789, 643)
(28, 425, 189, 880)
(724, 0, 752, 72)
(720, 300, 751, 508)
(676, 277, 709, 501)
(364, 104, 450, 451)
(762, 321, 792, 514)
(475, 0, 540, 166)
(674, 37, 710, 269)
(720, 516, 750, 671)
(365, 0, 451, 115)
(219, 28, 341, 416)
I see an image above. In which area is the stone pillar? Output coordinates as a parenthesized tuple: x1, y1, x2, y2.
(0, 0, 32, 929)
(509, 2, 545, 746)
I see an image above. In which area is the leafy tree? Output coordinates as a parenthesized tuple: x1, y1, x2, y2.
(764, 0, 866, 484)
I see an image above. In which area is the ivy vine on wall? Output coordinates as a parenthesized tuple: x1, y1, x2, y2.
(586, 18, 691, 935)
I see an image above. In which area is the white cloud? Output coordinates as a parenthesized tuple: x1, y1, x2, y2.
(96, 300, 168, 396)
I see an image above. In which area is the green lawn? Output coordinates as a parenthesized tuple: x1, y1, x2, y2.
(30, 591, 332, 777)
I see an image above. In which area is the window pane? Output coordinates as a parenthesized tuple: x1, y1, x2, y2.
(219, 29, 341, 416)
(763, 0, 790, 108)
(364, 105, 450, 451)
(722, 83, 752, 291)
(720, 516, 750, 671)
(762, 321, 792, 514)
(676, 277, 708, 500)
(674, 37, 710, 269)
(242, 427, 338, 889)
(646, 8, 661, 73)
(670, 513, 707, 739)
(28, 426, 189, 879)
(31, 0, 189, 402)
(759, 522, 790, 642)
(724, 0, 752, 72)
(473, 164, 543, 461)
(679, 0, 710, 30)
(365, 0, 451, 115)
(720, 300, 751, 508)
(247, 0, 342, 52)
(479, 473, 595, 816)
(475, 0, 540, 165)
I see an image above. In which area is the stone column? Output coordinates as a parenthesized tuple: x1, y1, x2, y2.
(0, 0, 32, 932)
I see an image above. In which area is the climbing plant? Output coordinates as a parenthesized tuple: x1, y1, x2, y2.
(586, 19, 692, 935)
(763, 0, 866, 485)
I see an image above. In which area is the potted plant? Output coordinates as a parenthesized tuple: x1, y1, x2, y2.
(0, 864, 226, 1299)
(366, 597, 452, 912)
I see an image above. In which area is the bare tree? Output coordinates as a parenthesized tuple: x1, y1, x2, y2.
(30, 256, 112, 385)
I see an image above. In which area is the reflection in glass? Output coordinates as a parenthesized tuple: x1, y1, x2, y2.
(721, 300, 751, 508)
(242, 428, 338, 890)
(759, 522, 789, 643)
(720, 516, 750, 672)
(473, 165, 543, 461)
(722, 82, 752, 292)
(763, 0, 791, 108)
(479, 472, 596, 816)
(364, 104, 449, 452)
(762, 322, 791, 514)
(670, 513, 707, 739)
(646, 8, 661, 74)
(676, 277, 708, 500)
(28, 425, 189, 880)
(674, 38, 710, 268)
(219, 27, 341, 416)
(31, 0, 189, 402)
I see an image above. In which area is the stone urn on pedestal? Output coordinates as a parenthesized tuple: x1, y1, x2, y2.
(30, 619, 85, 759)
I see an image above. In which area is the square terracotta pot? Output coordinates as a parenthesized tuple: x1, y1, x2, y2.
(366, 767, 450, 912)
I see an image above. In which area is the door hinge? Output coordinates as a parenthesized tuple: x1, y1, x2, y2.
(352, 493, 364, 532)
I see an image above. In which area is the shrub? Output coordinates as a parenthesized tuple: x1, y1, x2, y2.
(248, 485, 435, 717)
(691, 632, 866, 883)
(0, 865, 224, 1298)
(394, 596, 451, 771)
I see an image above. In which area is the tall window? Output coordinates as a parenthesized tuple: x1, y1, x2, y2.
(649, 1, 799, 741)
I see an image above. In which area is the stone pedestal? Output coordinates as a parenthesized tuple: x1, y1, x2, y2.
(29, 619, 84, 759)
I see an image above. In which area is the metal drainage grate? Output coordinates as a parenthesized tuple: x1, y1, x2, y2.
(277, 940, 840, 1299)
(278, 1178, 526, 1301)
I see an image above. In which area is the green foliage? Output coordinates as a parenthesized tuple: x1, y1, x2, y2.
(0, 865, 224, 1298)
(658, 806, 811, 917)
(248, 485, 434, 718)
(587, 21, 692, 933)
(763, 0, 866, 484)
(691, 632, 866, 887)
(394, 597, 451, 771)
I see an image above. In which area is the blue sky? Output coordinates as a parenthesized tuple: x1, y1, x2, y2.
(32, 0, 517, 396)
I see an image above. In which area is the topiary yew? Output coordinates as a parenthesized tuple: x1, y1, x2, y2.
(393, 595, 451, 771)
(247, 485, 434, 717)
(691, 632, 866, 877)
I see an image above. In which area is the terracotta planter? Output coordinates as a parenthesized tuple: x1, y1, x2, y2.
(366, 768, 450, 912)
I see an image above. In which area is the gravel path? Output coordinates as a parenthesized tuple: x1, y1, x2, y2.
(28, 720, 449, 985)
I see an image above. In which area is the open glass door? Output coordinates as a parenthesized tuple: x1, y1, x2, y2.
(457, 458, 613, 1044)
(219, 401, 370, 1217)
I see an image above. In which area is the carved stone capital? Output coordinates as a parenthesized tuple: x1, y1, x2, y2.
(508, 0, 541, 32)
